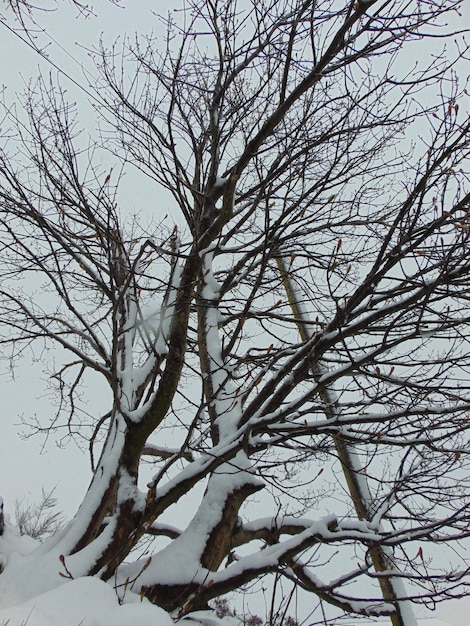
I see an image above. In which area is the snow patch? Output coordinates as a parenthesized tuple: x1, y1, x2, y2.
(0, 576, 174, 626)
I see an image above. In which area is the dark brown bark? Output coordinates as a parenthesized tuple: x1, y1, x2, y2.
(200, 482, 264, 571)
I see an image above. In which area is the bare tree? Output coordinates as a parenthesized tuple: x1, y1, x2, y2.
(0, 1, 470, 624)
(3, 0, 120, 19)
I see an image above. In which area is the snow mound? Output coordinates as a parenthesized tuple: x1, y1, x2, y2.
(0, 576, 173, 626)
(0, 524, 230, 626)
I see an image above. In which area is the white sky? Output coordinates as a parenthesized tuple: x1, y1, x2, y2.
(0, 1, 173, 517)
(1, 2, 470, 625)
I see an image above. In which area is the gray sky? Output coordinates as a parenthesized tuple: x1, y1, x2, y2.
(1, 2, 470, 625)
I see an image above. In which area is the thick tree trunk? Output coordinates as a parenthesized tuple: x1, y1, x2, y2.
(200, 482, 264, 571)
(63, 250, 205, 578)
(141, 464, 263, 613)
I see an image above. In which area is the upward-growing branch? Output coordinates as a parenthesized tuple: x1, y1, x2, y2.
(222, 0, 378, 182)
(276, 255, 407, 626)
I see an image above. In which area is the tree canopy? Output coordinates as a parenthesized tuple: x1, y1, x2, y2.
(0, 2, 470, 625)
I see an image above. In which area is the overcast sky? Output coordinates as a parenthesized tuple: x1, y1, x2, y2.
(1, 2, 470, 625)
(0, 1, 174, 518)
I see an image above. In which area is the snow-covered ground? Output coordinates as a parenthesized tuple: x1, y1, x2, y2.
(0, 519, 452, 626)
(0, 519, 237, 626)
(0, 576, 175, 626)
